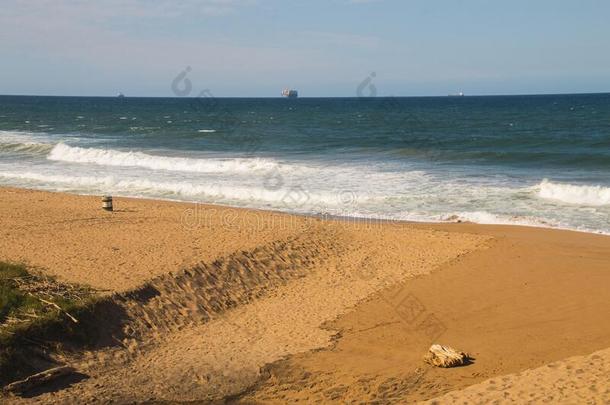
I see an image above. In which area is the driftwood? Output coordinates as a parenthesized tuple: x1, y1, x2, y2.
(3, 366, 76, 395)
(424, 344, 469, 368)
(1, 273, 93, 329)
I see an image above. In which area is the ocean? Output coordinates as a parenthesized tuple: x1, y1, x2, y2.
(1, 93, 609, 234)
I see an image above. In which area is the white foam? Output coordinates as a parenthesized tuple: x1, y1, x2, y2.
(439, 211, 558, 228)
(1, 169, 608, 235)
(48, 143, 281, 174)
(0, 171, 368, 209)
(536, 179, 610, 206)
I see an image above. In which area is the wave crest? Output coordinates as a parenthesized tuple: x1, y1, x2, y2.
(0, 142, 54, 155)
(48, 143, 279, 174)
(537, 179, 610, 206)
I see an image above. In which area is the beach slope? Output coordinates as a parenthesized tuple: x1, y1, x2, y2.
(1, 187, 609, 403)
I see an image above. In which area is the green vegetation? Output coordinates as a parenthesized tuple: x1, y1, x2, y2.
(0, 262, 40, 323)
(0, 261, 100, 388)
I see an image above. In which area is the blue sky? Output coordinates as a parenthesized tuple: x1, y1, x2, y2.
(1, 0, 609, 97)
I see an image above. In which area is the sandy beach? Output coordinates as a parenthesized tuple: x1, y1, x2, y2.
(3, 1, 610, 403)
(1, 187, 609, 404)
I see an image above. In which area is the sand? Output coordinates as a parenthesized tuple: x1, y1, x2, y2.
(1, 187, 609, 404)
(420, 347, 610, 404)
(0, 187, 315, 292)
(244, 223, 610, 403)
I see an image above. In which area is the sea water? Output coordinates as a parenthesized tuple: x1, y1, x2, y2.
(1, 94, 609, 234)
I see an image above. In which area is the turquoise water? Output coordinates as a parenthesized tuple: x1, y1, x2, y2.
(1, 93, 609, 233)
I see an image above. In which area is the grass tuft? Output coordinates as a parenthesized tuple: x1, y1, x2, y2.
(0, 261, 101, 388)
(0, 262, 29, 280)
(0, 262, 33, 323)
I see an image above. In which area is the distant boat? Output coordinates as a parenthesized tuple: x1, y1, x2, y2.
(449, 92, 464, 97)
(117, 92, 125, 98)
(282, 89, 298, 98)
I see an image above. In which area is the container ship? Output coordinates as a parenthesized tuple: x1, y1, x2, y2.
(282, 89, 298, 98)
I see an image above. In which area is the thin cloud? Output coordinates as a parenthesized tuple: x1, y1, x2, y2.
(1, 0, 257, 23)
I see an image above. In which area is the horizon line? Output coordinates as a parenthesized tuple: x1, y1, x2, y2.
(1, 91, 610, 99)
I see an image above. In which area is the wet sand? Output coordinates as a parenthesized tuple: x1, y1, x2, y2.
(1, 187, 609, 404)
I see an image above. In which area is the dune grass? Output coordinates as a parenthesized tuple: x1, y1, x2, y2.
(0, 262, 41, 324)
(0, 261, 100, 388)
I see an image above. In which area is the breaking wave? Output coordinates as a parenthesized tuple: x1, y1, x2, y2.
(0, 142, 54, 155)
(536, 179, 610, 206)
(48, 143, 280, 174)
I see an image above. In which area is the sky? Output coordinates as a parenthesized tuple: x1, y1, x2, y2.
(1, 0, 609, 97)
